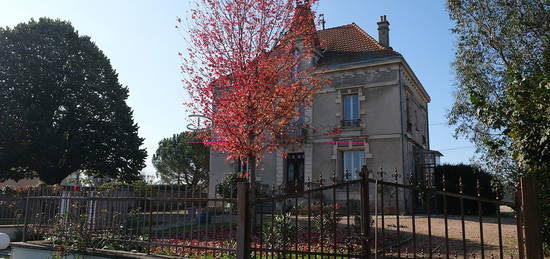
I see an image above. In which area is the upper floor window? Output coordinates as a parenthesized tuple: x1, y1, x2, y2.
(290, 49, 301, 82)
(343, 150, 364, 180)
(342, 94, 360, 128)
(288, 106, 305, 138)
(406, 98, 412, 132)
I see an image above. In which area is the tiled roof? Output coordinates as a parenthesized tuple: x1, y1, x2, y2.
(0, 178, 41, 188)
(316, 23, 401, 65)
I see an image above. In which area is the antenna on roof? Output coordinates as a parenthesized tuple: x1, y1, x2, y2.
(319, 14, 326, 30)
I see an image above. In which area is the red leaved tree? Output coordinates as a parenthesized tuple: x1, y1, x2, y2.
(181, 0, 325, 187)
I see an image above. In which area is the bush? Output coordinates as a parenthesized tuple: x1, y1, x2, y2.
(311, 202, 342, 245)
(262, 212, 296, 250)
(216, 173, 247, 198)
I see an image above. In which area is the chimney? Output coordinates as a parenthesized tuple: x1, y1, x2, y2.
(377, 15, 390, 48)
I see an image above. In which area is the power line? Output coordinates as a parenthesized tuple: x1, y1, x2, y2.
(436, 145, 475, 151)
(429, 122, 449, 126)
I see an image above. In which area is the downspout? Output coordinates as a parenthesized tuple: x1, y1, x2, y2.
(398, 64, 407, 212)
(426, 102, 430, 150)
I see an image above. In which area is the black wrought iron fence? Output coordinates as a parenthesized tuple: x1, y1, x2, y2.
(0, 192, 24, 225)
(251, 176, 365, 258)
(20, 185, 239, 258)
(247, 167, 536, 259)
(5, 167, 544, 258)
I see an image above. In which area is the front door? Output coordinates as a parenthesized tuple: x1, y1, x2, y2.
(285, 153, 304, 193)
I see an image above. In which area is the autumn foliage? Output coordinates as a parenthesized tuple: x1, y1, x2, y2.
(181, 0, 325, 180)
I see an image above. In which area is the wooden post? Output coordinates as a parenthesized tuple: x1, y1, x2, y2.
(519, 176, 543, 259)
(360, 166, 370, 258)
(515, 189, 526, 259)
(237, 182, 251, 259)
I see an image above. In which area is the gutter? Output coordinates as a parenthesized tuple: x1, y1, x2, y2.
(399, 64, 406, 183)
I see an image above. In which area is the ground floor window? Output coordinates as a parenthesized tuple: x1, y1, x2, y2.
(285, 153, 304, 192)
(343, 150, 364, 180)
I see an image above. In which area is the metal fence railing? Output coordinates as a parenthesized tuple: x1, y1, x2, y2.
(2, 167, 543, 258)
(0, 192, 25, 225)
(20, 185, 239, 258)
(248, 168, 528, 259)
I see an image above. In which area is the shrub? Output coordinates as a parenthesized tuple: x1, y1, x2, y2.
(262, 212, 296, 250)
(216, 173, 247, 198)
(311, 202, 342, 245)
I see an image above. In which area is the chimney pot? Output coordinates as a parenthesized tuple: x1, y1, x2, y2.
(377, 15, 390, 48)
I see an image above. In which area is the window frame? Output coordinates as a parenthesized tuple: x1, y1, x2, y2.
(341, 149, 365, 181)
(343, 94, 360, 121)
(342, 93, 360, 128)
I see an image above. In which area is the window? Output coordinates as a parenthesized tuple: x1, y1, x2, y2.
(290, 49, 301, 82)
(235, 159, 247, 173)
(406, 98, 412, 132)
(343, 150, 364, 180)
(415, 110, 419, 131)
(285, 153, 304, 193)
(288, 106, 305, 137)
(342, 94, 360, 128)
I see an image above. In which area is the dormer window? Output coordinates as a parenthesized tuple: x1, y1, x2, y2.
(342, 94, 360, 128)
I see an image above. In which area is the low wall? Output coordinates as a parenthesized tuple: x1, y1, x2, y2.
(0, 225, 21, 241)
(10, 242, 170, 259)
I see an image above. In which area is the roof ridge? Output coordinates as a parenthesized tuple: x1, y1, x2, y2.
(349, 23, 386, 50)
(318, 23, 355, 31)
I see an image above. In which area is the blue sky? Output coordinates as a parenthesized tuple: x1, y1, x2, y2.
(0, 0, 475, 177)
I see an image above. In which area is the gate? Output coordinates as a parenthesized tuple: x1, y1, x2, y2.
(246, 167, 543, 259)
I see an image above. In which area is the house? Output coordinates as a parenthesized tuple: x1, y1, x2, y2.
(208, 14, 439, 212)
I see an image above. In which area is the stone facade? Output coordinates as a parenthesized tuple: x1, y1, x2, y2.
(208, 21, 432, 213)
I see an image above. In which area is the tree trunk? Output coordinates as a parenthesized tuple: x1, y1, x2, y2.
(247, 154, 256, 188)
(247, 154, 257, 232)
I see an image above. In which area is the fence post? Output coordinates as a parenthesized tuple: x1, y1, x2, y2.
(147, 189, 154, 255)
(360, 166, 370, 258)
(236, 182, 251, 259)
(515, 188, 526, 259)
(22, 187, 31, 242)
(519, 176, 543, 259)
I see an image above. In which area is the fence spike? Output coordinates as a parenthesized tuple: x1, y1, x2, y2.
(459, 177, 464, 194)
(379, 166, 384, 180)
(393, 168, 399, 184)
(495, 180, 501, 200)
(475, 178, 481, 197)
(319, 173, 324, 186)
(306, 176, 311, 190)
(331, 170, 336, 184)
(442, 174, 447, 191)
